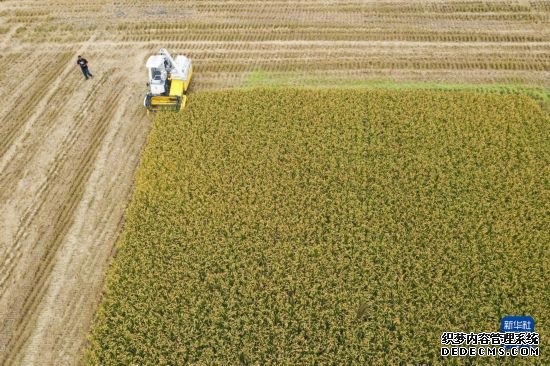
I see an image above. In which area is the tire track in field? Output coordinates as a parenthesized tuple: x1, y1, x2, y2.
(18, 89, 149, 366)
(0, 25, 19, 51)
(0, 33, 98, 172)
(0, 40, 100, 296)
(0, 53, 72, 159)
(0, 83, 124, 366)
(0, 36, 149, 365)
(0, 53, 67, 132)
(0, 62, 111, 203)
(0, 52, 33, 100)
(0, 71, 116, 295)
(0, 72, 112, 290)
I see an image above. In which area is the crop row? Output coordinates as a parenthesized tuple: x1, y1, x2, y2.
(12, 22, 547, 44)
(93, 0, 550, 14)
(112, 32, 547, 43)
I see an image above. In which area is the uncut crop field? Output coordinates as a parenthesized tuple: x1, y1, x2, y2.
(87, 89, 549, 365)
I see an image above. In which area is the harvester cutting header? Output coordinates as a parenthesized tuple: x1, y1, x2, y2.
(144, 48, 193, 112)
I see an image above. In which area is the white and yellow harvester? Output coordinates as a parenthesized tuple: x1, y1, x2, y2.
(143, 48, 193, 112)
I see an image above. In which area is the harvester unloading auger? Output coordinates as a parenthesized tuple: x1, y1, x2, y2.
(144, 48, 193, 112)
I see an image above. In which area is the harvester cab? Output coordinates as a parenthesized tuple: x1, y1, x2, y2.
(144, 48, 193, 113)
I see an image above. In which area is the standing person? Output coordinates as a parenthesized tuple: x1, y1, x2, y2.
(77, 55, 93, 80)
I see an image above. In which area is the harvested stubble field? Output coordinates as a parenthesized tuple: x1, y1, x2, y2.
(87, 89, 549, 365)
(1, 0, 549, 90)
(0, 0, 549, 365)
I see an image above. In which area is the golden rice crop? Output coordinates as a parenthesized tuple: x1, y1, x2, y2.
(86, 89, 549, 365)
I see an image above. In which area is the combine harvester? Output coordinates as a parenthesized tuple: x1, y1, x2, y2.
(144, 48, 193, 112)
